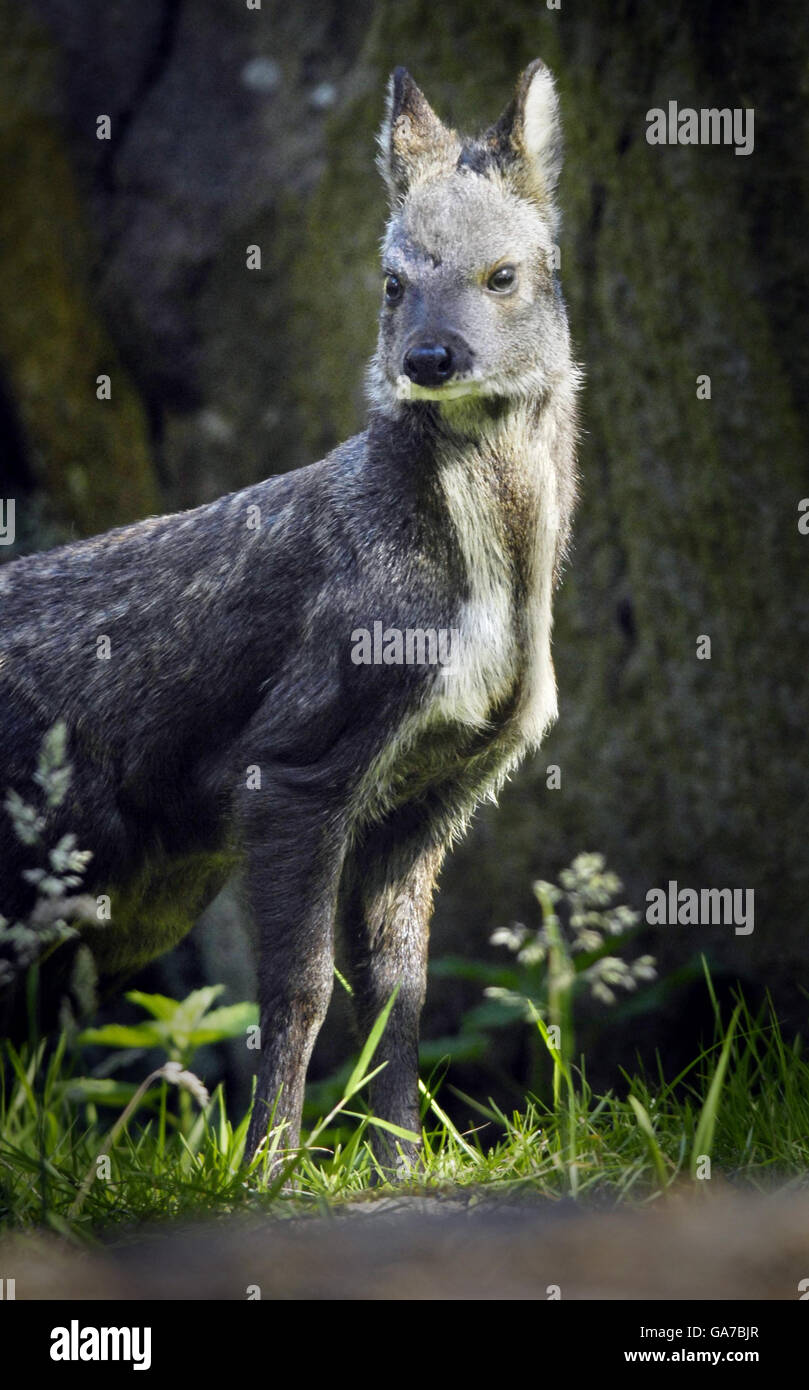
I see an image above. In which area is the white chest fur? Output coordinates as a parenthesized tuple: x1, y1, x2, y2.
(350, 397, 570, 831)
(431, 401, 561, 748)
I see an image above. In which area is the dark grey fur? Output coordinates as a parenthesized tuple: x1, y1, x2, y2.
(0, 60, 578, 1167)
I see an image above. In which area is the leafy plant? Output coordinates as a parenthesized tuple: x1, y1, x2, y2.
(79, 986, 258, 1137)
(432, 854, 655, 1084)
(429, 854, 657, 1191)
(79, 986, 257, 1070)
(489, 853, 655, 1010)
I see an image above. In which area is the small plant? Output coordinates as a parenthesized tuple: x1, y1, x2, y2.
(432, 854, 655, 1075)
(486, 854, 655, 1189)
(79, 986, 258, 1138)
(430, 854, 656, 1192)
(486, 852, 655, 1040)
(0, 722, 96, 1032)
(490, 852, 655, 1002)
(79, 985, 258, 1071)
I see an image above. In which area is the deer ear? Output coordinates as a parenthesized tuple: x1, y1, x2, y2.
(377, 67, 460, 205)
(486, 59, 563, 214)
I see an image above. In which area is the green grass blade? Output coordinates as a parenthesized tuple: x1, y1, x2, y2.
(691, 1003, 741, 1177)
(343, 986, 399, 1100)
(628, 1095, 669, 1191)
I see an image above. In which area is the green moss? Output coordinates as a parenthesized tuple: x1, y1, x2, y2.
(0, 0, 159, 536)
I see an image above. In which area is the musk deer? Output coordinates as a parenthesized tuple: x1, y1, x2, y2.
(0, 60, 579, 1166)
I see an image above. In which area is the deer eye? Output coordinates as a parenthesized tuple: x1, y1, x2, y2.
(384, 273, 404, 304)
(487, 265, 517, 293)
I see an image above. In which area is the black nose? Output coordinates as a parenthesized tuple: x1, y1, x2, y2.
(403, 343, 453, 387)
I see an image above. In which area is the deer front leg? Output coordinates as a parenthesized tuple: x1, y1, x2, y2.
(341, 816, 447, 1174)
(243, 789, 348, 1167)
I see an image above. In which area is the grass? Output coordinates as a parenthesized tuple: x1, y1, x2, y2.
(1, 969, 808, 1241)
